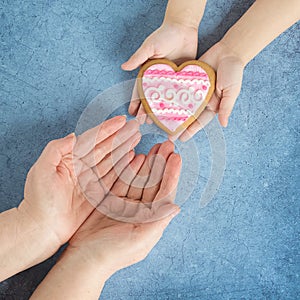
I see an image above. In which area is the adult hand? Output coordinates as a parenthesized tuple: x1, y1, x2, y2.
(18, 117, 141, 254)
(67, 141, 181, 274)
(30, 141, 181, 299)
(122, 21, 198, 123)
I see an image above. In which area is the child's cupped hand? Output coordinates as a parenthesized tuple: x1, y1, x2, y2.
(175, 41, 245, 142)
(122, 21, 198, 124)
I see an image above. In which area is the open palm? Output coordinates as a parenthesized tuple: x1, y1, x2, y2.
(19, 117, 141, 247)
(68, 141, 181, 273)
(176, 42, 245, 141)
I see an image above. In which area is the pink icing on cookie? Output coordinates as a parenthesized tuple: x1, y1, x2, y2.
(142, 64, 211, 133)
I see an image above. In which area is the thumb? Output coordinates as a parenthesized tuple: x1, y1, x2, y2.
(217, 72, 243, 127)
(121, 42, 154, 71)
(153, 203, 181, 226)
(37, 133, 76, 170)
(142, 204, 180, 236)
(218, 88, 240, 127)
(216, 57, 244, 127)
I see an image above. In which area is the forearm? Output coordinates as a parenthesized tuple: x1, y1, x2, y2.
(163, 0, 207, 29)
(30, 248, 111, 300)
(221, 0, 300, 65)
(0, 207, 59, 281)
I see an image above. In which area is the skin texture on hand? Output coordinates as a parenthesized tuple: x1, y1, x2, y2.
(30, 141, 181, 300)
(69, 141, 181, 271)
(0, 116, 141, 281)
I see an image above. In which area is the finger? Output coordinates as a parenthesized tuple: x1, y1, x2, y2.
(110, 154, 145, 197)
(153, 153, 182, 208)
(179, 110, 215, 142)
(136, 103, 147, 124)
(81, 120, 140, 167)
(128, 80, 141, 116)
(179, 94, 220, 142)
(218, 86, 241, 127)
(128, 77, 151, 123)
(145, 205, 180, 227)
(127, 143, 161, 200)
(37, 133, 76, 170)
(146, 115, 153, 124)
(121, 42, 154, 71)
(142, 141, 175, 203)
(100, 150, 135, 193)
(74, 116, 127, 158)
(93, 131, 142, 178)
(168, 132, 181, 142)
(215, 56, 244, 127)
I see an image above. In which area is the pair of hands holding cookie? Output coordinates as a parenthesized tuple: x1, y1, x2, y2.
(122, 16, 243, 141)
(122, 0, 300, 141)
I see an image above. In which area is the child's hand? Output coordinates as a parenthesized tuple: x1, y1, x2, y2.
(122, 22, 198, 123)
(122, 22, 198, 70)
(175, 41, 245, 142)
(67, 141, 181, 274)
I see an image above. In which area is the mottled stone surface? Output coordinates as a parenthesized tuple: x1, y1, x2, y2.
(0, 0, 299, 299)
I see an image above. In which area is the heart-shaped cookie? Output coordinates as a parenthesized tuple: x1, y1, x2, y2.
(137, 59, 215, 135)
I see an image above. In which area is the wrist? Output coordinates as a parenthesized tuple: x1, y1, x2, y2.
(16, 201, 62, 262)
(15, 206, 61, 261)
(163, 13, 200, 31)
(210, 40, 247, 68)
(18, 199, 62, 250)
(30, 246, 112, 299)
(218, 36, 249, 67)
(61, 246, 114, 280)
(0, 207, 59, 281)
(163, 0, 207, 31)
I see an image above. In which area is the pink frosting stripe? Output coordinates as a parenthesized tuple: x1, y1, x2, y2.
(151, 102, 187, 111)
(154, 108, 190, 119)
(157, 115, 188, 121)
(144, 69, 209, 80)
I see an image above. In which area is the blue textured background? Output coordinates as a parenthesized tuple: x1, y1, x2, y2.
(1, 0, 299, 299)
